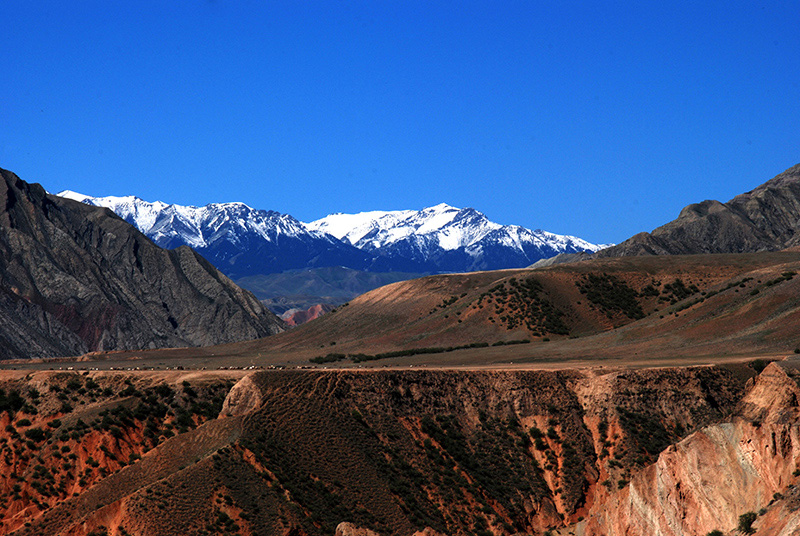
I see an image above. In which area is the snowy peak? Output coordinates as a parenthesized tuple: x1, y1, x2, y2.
(307, 203, 485, 250)
(308, 203, 602, 255)
(306, 209, 416, 245)
(57, 191, 319, 250)
(55, 191, 371, 279)
(60, 191, 609, 277)
(308, 203, 609, 272)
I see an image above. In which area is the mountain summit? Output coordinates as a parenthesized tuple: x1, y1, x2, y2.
(308, 203, 608, 272)
(598, 163, 800, 257)
(61, 191, 608, 276)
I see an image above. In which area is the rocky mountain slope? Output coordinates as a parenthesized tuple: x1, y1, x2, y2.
(0, 168, 284, 359)
(60, 193, 607, 276)
(574, 359, 800, 536)
(598, 162, 800, 257)
(0, 364, 754, 535)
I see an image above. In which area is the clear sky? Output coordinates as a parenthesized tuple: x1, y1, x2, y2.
(2, 1, 799, 244)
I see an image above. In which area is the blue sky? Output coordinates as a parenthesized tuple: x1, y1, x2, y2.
(2, 1, 799, 244)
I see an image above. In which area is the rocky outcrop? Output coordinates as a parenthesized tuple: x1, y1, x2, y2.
(579, 361, 800, 536)
(281, 303, 333, 327)
(0, 167, 284, 359)
(335, 522, 381, 536)
(219, 374, 264, 417)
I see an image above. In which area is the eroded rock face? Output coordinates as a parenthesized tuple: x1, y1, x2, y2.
(219, 374, 264, 417)
(218, 367, 749, 535)
(282, 303, 333, 327)
(335, 522, 382, 536)
(579, 362, 800, 536)
(0, 168, 284, 358)
(9, 366, 780, 536)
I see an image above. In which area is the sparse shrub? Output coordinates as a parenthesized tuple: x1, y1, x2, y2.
(24, 427, 46, 442)
(738, 511, 757, 534)
(578, 273, 645, 320)
(310, 353, 346, 364)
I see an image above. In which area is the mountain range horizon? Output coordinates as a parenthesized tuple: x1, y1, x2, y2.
(57, 190, 609, 310)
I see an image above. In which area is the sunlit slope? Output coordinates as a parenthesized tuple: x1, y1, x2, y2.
(261, 252, 800, 360)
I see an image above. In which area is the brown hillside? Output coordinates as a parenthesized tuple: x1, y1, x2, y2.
(43, 250, 800, 370)
(0, 370, 245, 535)
(237, 251, 800, 364)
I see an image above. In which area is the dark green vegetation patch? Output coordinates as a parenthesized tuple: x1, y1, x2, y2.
(576, 273, 645, 320)
(477, 277, 570, 335)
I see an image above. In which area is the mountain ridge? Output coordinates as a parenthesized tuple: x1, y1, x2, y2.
(58, 191, 372, 279)
(597, 162, 800, 257)
(59, 192, 608, 276)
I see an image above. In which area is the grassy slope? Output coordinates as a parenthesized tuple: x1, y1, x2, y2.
(250, 251, 800, 364)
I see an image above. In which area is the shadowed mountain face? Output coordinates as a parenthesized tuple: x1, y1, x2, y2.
(600, 163, 800, 256)
(0, 168, 284, 359)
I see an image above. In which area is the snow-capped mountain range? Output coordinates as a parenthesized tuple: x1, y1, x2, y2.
(308, 203, 605, 272)
(58, 191, 370, 278)
(58, 191, 610, 277)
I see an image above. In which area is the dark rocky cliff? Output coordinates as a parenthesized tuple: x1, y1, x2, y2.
(0, 167, 284, 359)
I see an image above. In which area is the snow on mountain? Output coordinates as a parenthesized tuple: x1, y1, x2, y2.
(57, 191, 371, 278)
(59, 191, 609, 276)
(307, 208, 417, 246)
(58, 191, 311, 249)
(308, 203, 608, 271)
